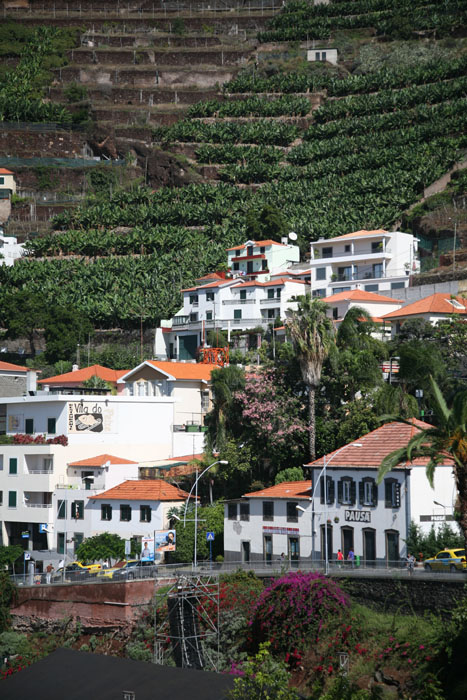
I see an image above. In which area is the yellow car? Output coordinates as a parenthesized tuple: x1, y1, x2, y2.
(96, 560, 135, 580)
(71, 561, 102, 572)
(424, 549, 466, 573)
(55, 561, 102, 582)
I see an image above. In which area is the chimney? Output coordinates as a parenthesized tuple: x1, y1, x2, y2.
(72, 364, 79, 372)
(26, 370, 37, 394)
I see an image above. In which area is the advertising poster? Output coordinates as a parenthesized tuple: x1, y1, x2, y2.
(8, 414, 24, 432)
(141, 538, 155, 561)
(68, 401, 115, 433)
(155, 529, 176, 552)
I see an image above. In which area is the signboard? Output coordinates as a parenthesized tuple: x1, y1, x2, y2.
(420, 514, 454, 522)
(155, 529, 176, 553)
(345, 510, 371, 523)
(67, 401, 115, 433)
(141, 538, 155, 561)
(125, 539, 131, 556)
(24, 552, 31, 561)
(8, 414, 24, 432)
(262, 526, 300, 535)
(39, 524, 49, 534)
(21, 531, 30, 538)
(206, 531, 215, 541)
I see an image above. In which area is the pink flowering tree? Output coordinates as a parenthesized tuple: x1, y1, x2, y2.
(234, 367, 308, 477)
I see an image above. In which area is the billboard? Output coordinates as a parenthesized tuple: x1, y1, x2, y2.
(155, 529, 176, 553)
(141, 538, 155, 561)
(68, 401, 115, 433)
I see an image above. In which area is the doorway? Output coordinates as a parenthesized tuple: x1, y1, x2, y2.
(342, 527, 354, 560)
(241, 541, 250, 564)
(386, 530, 399, 565)
(320, 524, 333, 562)
(363, 529, 376, 566)
(288, 537, 300, 568)
(263, 535, 272, 565)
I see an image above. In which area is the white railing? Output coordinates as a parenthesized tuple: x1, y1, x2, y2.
(24, 503, 52, 508)
(260, 298, 281, 304)
(222, 299, 255, 305)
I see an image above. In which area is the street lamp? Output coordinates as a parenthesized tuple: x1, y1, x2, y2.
(433, 500, 447, 522)
(307, 443, 362, 575)
(183, 460, 228, 568)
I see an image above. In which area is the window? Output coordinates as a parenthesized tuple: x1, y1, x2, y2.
(8, 491, 16, 508)
(140, 505, 151, 523)
(263, 501, 274, 521)
(313, 289, 326, 298)
(315, 51, 320, 60)
(57, 500, 66, 519)
(391, 282, 405, 290)
(25, 418, 34, 434)
(261, 259, 267, 270)
(101, 504, 112, 521)
(71, 500, 84, 520)
(120, 504, 132, 521)
(247, 246, 253, 256)
(371, 241, 383, 252)
(267, 288, 275, 299)
(320, 476, 335, 505)
(337, 478, 356, 505)
(332, 307, 338, 320)
(276, 288, 281, 298)
(384, 479, 400, 508)
(321, 51, 327, 61)
(43, 458, 53, 472)
(267, 308, 277, 319)
(0, 491, 2, 505)
(240, 289, 247, 300)
(228, 503, 238, 520)
(338, 266, 352, 281)
(9, 457, 17, 475)
(364, 284, 379, 292)
(240, 502, 250, 521)
(316, 268, 326, 281)
(206, 311, 213, 321)
(47, 418, 56, 434)
(206, 292, 215, 301)
(57, 532, 65, 554)
(234, 309, 242, 320)
(0, 177, 4, 185)
(260, 246, 265, 254)
(322, 247, 333, 258)
(189, 312, 198, 322)
(344, 245, 351, 253)
(247, 261, 254, 273)
(287, 502, 298, 523)
(201, 390, 210, 412)
(73, 533, 84, 553)
(189, 294, 198, 305)
(233, 262, 239, 271)
(359, 478, 377, 506)
(372, 263, 383, 278)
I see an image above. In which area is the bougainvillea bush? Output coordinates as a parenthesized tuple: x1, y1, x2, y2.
(248, 572, 350, 665)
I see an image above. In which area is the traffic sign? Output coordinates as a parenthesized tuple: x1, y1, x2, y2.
(206, 531, 215, 541)
(24, 552, 31, 560)
(39, 524, 48, 534)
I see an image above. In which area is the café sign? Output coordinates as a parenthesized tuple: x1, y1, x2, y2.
(345, 510, 371, 523)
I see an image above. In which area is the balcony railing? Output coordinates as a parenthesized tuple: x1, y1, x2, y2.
(27, 469, 53, 475)
(330, 269, 410, 283)
(25, 502, 52, 508)
(222, 299, 255, 305)
(313, 245, 390, 259)
(260, 298, 281, 304)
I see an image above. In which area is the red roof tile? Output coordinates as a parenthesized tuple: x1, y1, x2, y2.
(0, 168, 14, 175)
(305, 419, 453, 468)
(38, 364, 127, 385)
(324, 290, 402, 304)
(68, 454, 138, 467)
(181, 279, 236, 292)
(0, 361, 33, 373)
(90, 480, 191, 501)
(226, 240, 287, 251)
(144, 360, 218, 381)
(243, 481, 311, 499)
(381, 293, 467, 320)
(316, 229, 388, 242)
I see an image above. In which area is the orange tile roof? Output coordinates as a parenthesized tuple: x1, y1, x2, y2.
(226, 240, 286, 251)
(0, 361, 33, 373)
(315, 229, 388, 243)
(196, 272, 224, 282)
(0, 168, 13, 175)
(324, 290, 403, 304)
(381, 293, 467, 320)
(243, 481, 312, 499)
(68, 454, 138, 467)
(181, 279, 235, 292)
(145, 360, 218, 381)
(230, 278, 307, 289)
(305, 419, 453, 468)
(38, 364, 127, 385)
(90, 479, 191, 501)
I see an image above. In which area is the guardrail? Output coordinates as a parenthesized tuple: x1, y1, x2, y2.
(11, 558, 457, 587)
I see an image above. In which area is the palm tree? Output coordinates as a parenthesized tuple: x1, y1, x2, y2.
(336, 305, 375, 350)
(205, 365, 245, 453)
(378, 377, 467, 550)
(286, 295, 335, 461)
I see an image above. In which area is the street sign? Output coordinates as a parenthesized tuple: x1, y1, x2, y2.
(39, 524, 48, 534)
(206, 531, 215, 541)
(24, 552, 31, 561)
(21, 531, 30, 538)
(125, 540, 131, 555)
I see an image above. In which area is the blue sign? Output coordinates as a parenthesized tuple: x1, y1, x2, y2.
(206, 531, 215, 541)
(39, 524, 48, 534)
(21, 531, 30, 538)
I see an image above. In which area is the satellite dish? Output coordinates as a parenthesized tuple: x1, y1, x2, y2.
(289, 231, 298, 241)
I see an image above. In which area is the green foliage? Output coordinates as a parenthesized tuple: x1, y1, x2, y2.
(245, 204, 288, 242)
(275, 467, 305, 484)
(228, 643, 300, 700)
(86, 166, 119, 198)
(319, 676, 383, 700)
(63, 82, 88, 103)
(405, 521, 464, 560)
(0, 631, 31, 660)
(75, 532, 129, 563)
(0, 545, 23, 571)
(170, 502, 224, 563)
(43, 306, 93, 363)
(0, 573, 17, 633)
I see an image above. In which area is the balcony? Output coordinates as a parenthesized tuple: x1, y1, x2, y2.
(311, 246, 392, 264)
(222, 299, 255, 305)
(24, 502, 53, 508)
(260, 298, 281, 305)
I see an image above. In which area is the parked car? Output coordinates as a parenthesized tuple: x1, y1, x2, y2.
(96, 562, 129, 580)
(55, 561, 101, 582)
(112, 559, 158, 581)
(424, 549, 466, 573)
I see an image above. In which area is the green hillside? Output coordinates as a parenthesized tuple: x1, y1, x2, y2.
(1, 0, 466, 330)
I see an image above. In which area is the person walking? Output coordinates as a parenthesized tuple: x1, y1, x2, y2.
(46, 563, 54, 584)
(347, 549, 355, 569)
(337, 549, 344, 569)
(407, 552, 415, 575)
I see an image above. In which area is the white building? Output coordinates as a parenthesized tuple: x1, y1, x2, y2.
(226, 239, 300, 281)
(224, 420, 456, 566)
(321, 289, 404, 340)
(0, 234, 25, 266)
(0, 362, 38, 399)
(307, 48, 338, 65)
(381, 292, 467, 337)
(309, 229, 419, 299)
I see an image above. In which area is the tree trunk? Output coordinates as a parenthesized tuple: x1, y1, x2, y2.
(309, 387, 316, 462)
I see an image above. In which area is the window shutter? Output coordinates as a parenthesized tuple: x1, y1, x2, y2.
(337, 480, 343, 504)
(359, 481, 364, 505)
(384, 481, 391, 508)
(320, 478, 325, 504)
(350, 479, 356, 505)
(329, 479, 335, 504)
(395, 482, 401, 508)
(371, 480, 377, 507)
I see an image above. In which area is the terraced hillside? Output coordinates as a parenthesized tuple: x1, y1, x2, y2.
(0, 0, 466, 331)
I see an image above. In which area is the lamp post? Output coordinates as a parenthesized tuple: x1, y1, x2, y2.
(183, 460, 228, 568)
(307, 443, 362, 575)
(433, 500, 447, 523)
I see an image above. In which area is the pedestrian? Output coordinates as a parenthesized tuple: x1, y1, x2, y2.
(347, 549, 355, 569)
(407, 552, 415, 575)
(337, 549, 344, 569)
(46, 563, 54, 584)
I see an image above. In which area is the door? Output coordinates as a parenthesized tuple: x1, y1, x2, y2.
(342, 527, 354, 560)
(363, 529, 376, 567)
(386, 530, 399, 565)
(288, 537, 300, 568)
(320, 525, 333, 562)
(179, 334, 198, 360)
(241, 541, 250, 564)
(263, 535, 272, 565)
